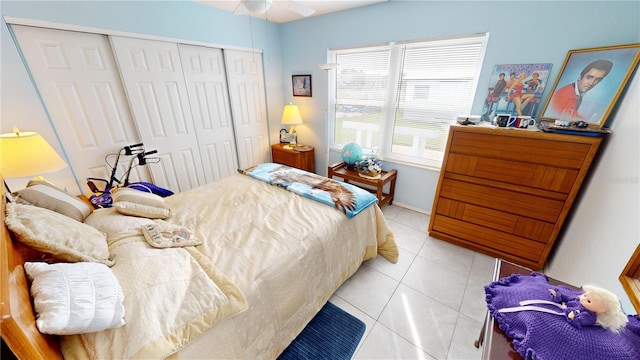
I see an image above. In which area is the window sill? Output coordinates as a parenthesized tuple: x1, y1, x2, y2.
(327, 147, 442, 173)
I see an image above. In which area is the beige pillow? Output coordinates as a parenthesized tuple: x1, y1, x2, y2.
(84, 207, 154, 237)
(112, 187, 170, 219)
(14, 180, 92, 222)
(5, 203, 113, 266)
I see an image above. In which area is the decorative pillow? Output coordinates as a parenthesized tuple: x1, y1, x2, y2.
(14, 180, 92, 222)
(5, 203, 113, 266)
(112, 187, 170, 219)
(141, 220, 201, 248)
(84, 207, 154, 237)
(24, 261, 125, 335)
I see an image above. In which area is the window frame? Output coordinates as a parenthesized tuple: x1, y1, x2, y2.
(327, 33, 489, 170)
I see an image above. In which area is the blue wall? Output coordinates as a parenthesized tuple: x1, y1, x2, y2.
(279, 0, 640, 211)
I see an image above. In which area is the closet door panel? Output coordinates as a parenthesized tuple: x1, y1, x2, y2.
(111, 36, 206, 192)
(11, 25, 150, 191)
(179, 44, 238, 181)
(224, 50, 270, 169)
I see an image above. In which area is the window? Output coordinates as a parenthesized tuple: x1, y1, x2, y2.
(328, 34, 488, 168)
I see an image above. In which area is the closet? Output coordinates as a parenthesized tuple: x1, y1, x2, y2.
(11, 24, 269, 194)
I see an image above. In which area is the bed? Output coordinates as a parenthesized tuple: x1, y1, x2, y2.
(1, 165, 398, 359)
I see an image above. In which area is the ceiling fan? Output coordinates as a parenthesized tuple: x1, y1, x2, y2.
(234, 0, 316, 17)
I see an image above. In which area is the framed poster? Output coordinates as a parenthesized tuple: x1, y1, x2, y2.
(292, 75, 312, 97)
(540, 43, 640, 128)
(480, 63, 552, 122)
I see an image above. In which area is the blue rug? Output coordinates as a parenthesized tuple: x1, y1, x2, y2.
(278, 302, 366, 360)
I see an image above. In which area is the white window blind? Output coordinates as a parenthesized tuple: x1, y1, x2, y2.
(329, 34, 487, 168)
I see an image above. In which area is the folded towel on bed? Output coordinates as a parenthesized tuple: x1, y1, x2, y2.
(241, 163, 378, 218)
(484, 273, 640, 360)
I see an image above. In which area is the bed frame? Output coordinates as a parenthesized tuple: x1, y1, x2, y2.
(0, 181, 63, 359)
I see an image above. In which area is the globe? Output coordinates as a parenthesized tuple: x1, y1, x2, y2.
(341, 143, 363, 167)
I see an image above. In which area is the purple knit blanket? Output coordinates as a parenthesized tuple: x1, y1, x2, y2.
(485, 272, 640, 360)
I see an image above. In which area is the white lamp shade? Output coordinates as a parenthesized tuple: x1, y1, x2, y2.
(281, 104, 303, 125)
(0, 131, 67, 178)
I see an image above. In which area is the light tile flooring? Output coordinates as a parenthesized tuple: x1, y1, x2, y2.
(329, 205, 497, 360)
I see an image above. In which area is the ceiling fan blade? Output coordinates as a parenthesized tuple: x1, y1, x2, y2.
(238, 0, 273, 14)
(233, 1, 249, 15)
(279, 1, 316, 17)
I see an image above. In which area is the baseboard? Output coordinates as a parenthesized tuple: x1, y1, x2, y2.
(388, 201, 431, 216)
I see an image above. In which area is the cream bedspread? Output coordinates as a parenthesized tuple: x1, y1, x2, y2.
(63, 174, 397, 359)
(61, 229, 247, 359)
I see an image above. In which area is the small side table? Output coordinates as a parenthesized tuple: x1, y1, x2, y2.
(271, 143, 315, 173)
(327, 162, 397, 207)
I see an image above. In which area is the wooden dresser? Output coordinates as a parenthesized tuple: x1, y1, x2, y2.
(428, 125, 602, 269)
(271, 143, 315, 173)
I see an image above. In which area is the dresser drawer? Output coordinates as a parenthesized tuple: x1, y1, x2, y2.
(435, 198, 554, 242)
(272, 149, 297, 166)
(431, 214, 546, 262)
(438, 178, 564, 223)
(450, 131, 593, 169)
(446, 153, 579, 193)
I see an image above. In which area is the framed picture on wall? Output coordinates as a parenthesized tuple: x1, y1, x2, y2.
(480, 63, 553, 122)
(540, 43, 640, 128)
(292, 75, 312, 97)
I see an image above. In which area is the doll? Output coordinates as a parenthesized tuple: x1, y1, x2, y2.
(498, 284, 629, 332)
(549, 284, 629, 332)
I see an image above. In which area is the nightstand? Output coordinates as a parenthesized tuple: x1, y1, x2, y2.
(271, 143, 315, 173)
(77, 194, 95, 209)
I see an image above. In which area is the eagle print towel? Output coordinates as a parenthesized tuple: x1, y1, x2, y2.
(241, 163, 378, 218)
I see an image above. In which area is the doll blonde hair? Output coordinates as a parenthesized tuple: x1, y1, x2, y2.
(582, 284, 629, 332)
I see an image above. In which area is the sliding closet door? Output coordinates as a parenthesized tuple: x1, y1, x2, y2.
(111, 36, 207, 192)
(11, 25, 150, 190)
(224, 50, 270, 169)
(179, 44, 238, 181)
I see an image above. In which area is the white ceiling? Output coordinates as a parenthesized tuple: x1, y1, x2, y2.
(195, 0, 388, 23)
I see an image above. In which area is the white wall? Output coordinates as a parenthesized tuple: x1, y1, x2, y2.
(546, 71, 640, 313)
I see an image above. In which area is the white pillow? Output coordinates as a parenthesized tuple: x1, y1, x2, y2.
(24, 261, 125, 335)
(112, 187, 170, 219)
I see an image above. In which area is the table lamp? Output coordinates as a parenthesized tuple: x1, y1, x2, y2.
(281, 103, 303, 148)
(0, 127, 67, 193)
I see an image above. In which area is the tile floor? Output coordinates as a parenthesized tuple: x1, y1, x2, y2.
(329, 205, 497, 360)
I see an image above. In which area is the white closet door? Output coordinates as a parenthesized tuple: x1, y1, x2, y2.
(111, 36, 206, 192)
(11, 25, 150, 191)
(224, 50, 270, 169)
(179, 44, 238, 182)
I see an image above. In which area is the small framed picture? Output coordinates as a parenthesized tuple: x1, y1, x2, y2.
(279, 128, 291, 143)
(292, 75, 312, 97)
(540, 43, 640, 128)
